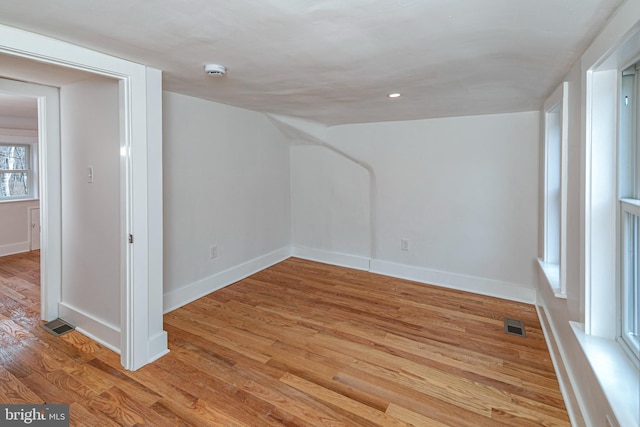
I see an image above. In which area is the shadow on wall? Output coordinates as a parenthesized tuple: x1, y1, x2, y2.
(266, 113, 377, 258)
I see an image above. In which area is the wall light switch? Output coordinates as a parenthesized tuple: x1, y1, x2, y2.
(209, 245, 218, 260)
(401, 239, 409, 251)
(87, 166, 94, 183)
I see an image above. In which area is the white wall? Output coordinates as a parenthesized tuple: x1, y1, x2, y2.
(535, 2, 640, 426)
(60, 76, 121, 337)
(0, 199, 39, 255)
(291, 145, 371, 257)
(162, 92, 291, 311)
(291, 111, 540, 301)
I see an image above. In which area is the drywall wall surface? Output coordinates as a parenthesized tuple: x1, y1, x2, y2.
(162, 92, 291, 299)
(0, 199, 39, 255)
(291, 145, 371, 257)
(303, 111, 539, 290)
(60, 76, 121, 330)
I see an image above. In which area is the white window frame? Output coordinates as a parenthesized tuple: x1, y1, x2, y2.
(618, 62, 640, 361)
(539, 82, 568, 298)
(584, 49, 640, 365)
(0, 136, 38, 202)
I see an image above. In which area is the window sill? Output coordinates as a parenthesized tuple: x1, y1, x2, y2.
(570, 321, 639, 427)
(537, 258, 566, 299)
(0, 198, 39, 204)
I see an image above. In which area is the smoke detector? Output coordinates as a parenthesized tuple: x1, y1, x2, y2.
(204, 64, 226, 76)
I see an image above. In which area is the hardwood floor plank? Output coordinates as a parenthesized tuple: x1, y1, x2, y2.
(385, 403, 450, 427)
(0, 252, 570, 426)
(89, 386, 167, 426)
(69, 401, 122, 427)
(334, 366, 510, 427)
(0, 365, 44, 404)
(279, 373, 408, 427)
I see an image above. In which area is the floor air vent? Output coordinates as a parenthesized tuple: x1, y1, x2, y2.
(504, 317, 526, 337)
(41, 319, 75, 336)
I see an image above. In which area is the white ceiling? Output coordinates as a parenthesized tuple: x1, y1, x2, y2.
(0, 54, 95, 124)
(0, 0, 623, 125)
(0, 93, 36, 119)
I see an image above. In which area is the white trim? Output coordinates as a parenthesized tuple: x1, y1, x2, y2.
(291, 246, 371, 271)
(0, 23, 167, 370)
(0, 241, 30, 257)
(370, 259, 537, 304)
(145, 68, 167, 365)
(147, 332, 170, 364)
(570, 321, 639, 427)
(537, 258, 567, 299)
(584, 67, 619, 338)
(58, 302, 121, 354)
(163, 247, 291, 314)
(535, 304, 585, 426)
(0, 198, 39, 205)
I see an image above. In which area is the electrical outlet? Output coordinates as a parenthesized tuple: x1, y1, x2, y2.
(209, 245, 218, 260)
(401, 239, 409, 251)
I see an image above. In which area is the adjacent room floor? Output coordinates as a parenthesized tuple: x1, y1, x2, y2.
(0, 251, 570, 426)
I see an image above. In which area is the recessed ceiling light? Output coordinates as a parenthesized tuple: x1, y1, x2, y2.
(388, 93, 401, 98)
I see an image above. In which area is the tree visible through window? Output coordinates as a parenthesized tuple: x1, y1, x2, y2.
(0, 144, 30, 199)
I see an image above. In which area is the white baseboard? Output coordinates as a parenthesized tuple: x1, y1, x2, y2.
(370, 259, 537, 304)
(291, 246, 371, 271)
(0, 241, 30, 257)
(288, 247, 535, 303)
(147, 331, 170, 364)
(163, 247, 291, 313)
(535, 303, 586, 426)
(164, 246, 536, 315)
(58, 302, 121, 354)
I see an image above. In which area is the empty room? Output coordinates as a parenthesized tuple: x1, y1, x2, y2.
(0, 0, 638, 426)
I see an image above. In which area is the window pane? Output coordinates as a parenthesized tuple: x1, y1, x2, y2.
(0, 145, 28, 170)
(545, 105, 562, 264)
(0, 172, 29, 197)
(623, 210, 639, 352)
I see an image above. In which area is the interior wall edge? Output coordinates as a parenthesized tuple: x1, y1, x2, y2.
(0, 241, 31, 257)
(58, 302, 121, 354)
(370, 258, 536, 304)
(163, 246, 291, 314)
(289, 246, 536, 304)
(162, 244, 538, 315)
(291, 245, 371, 271)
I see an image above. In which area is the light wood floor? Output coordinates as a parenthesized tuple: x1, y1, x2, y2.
(0, 251, 570, 426)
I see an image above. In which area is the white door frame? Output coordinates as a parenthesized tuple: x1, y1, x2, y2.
(0, 77, 60, 321)
(0, 24, 167, 370)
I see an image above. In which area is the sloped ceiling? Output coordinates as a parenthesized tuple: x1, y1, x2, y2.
(0, 0, 624, 125)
